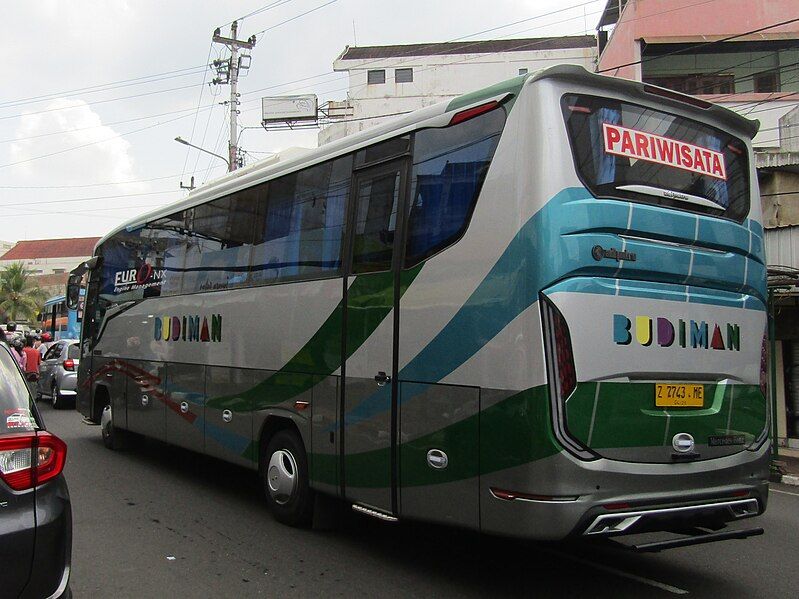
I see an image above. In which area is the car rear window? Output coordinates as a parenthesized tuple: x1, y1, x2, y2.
(68, 345, 80, 359)
(0, 348, 38, 434)
(562, 94, 750, 222)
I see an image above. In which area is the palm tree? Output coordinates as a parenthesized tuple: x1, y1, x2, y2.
(0, 262, 47, 323)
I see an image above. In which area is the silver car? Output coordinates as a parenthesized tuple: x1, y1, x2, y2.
(37, 340, 80, 410)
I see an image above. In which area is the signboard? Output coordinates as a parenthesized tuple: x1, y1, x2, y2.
(602, 122, 727, 180)
(262, 94, 318, 123)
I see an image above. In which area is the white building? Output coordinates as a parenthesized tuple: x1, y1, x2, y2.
(319, 36, 597, 145)
(0, 237, 100, 296)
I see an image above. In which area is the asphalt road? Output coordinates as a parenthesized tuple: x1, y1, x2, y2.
(38, 400, 799, 598)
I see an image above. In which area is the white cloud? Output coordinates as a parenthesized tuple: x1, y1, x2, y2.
(9, 98, 142, 192)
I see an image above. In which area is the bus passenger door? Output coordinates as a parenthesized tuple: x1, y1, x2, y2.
(341, 159, 408, 515)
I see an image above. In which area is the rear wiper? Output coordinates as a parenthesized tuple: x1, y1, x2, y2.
(616, 184, 725, 211)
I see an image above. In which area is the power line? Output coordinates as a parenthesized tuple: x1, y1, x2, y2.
(0, 104, 215, 145)
(0, 189, 181, 207)
(761, 190, 799, 197)
(0, 111, 199, 170)
(0, 64, 210, 110)
(251, 0, 340, 38)
(0, 167, 228, 189)
(181, 44, 215, 179)
(0, 81, 206, 122)
(218, 0, 298, 29)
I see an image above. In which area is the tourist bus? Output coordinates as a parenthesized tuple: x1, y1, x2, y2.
(69, 65, 769, 548)
(41, 292, 84, 340)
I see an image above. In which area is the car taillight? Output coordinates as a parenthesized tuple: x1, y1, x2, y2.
(760, 333, 768, 399)
(63, 359, 75, 371)
(0, 432, 67, 491)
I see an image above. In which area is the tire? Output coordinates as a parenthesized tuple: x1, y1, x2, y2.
(52, 382, 65, 410)
(101, 403, 127, 450)
(261, 430, 313, 526)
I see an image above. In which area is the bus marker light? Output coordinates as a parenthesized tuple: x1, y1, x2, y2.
(294, 400, 309, 411)
(603, 502, 631, 511)
(490, 487, 578, 502)
(449, 100, 499, 126)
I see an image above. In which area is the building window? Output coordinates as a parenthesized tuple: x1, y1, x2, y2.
(395, 68, 413, 83)
(753, 69, 780, 93)
(518, 68, 528, 76)
(644, 74, 734, 95)
(367, 69, 385, 85)
(53, 268, 65, 274)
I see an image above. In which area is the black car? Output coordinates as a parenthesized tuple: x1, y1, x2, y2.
(0, 343, 71, 598)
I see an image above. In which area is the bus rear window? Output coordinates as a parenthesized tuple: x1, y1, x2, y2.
(562, 94, 749, 222)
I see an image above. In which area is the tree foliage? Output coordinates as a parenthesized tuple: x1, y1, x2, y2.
(0, 262, 47, 322)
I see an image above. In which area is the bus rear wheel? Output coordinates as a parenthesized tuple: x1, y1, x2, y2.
(261, 430, 313, 526)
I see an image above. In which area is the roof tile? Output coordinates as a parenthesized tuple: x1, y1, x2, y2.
(0, 237, 100, 261)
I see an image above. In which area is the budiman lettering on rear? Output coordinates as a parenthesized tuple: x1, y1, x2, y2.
(613, 314, 740, 351)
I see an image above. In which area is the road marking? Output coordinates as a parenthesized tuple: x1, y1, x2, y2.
(542, 548, 689, 595)
(771, 488, 799, 498)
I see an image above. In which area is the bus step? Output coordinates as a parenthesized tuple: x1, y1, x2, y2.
(615, 527, 763, 552)
(351, 504, 398, 522)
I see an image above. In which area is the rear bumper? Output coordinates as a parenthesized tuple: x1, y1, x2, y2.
(480, 441, 770, 540)
(58, 374, 78, 393)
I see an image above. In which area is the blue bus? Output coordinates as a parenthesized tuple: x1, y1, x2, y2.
(41, 291, 84, 340)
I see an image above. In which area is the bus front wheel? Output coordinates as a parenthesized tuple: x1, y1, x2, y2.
(261, 430, 313, 526)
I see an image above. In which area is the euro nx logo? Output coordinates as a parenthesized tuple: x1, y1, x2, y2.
(154, 314, 222, 343)
(613, 314, 740, 351)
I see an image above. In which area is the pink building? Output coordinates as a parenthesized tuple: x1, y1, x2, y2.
(596, 0, 799, 148)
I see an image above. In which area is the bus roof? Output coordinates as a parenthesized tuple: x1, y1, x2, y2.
(44, 294, 66, 306)
(96, 65, 758, 250)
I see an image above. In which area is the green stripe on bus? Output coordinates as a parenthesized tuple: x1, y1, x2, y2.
(309, 385, 561, 488)
(207, 266, 423, 412)
(446, 74, 527, 113)
(565, 382, 767, 449)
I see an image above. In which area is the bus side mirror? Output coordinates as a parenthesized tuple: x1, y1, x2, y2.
(66, 275, 82, 310)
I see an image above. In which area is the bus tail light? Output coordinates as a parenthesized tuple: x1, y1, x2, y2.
(541, 294, 595, 460)
(0, 432, 67, 491)
(449, 100, 500, 126)
(760, 333, 768, 399)
(63, 359, 75, 371)
(541, 296, 576, 401)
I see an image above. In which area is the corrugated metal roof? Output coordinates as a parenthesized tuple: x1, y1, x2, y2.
(766, 225, 799, 268)
(339, 36, 596, 60)
(0, 237, 101, 260)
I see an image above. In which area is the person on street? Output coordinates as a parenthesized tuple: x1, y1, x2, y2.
(23, 336, 41, 390)
(10, 338, 26, 371)
(39, 332, 54, 358)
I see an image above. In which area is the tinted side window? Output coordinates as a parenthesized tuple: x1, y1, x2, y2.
(98, 210, 189, 303)
(355, 135, 410, 168)
(45, 344, 62, 360)
(404, 107, 506, 267)
(352, 166, 402, 274)
(182, 186, 262, 293)
(251, 155, 352, 284)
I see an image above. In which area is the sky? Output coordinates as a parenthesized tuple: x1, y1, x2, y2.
(0, 0, 607, 243)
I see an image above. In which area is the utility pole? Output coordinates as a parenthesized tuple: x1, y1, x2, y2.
(212, 21, 256, 172)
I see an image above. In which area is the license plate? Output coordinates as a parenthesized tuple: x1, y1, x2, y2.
(655, 383, 704, 407)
